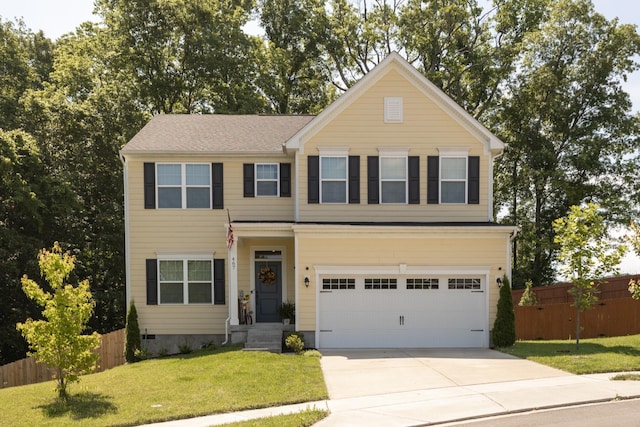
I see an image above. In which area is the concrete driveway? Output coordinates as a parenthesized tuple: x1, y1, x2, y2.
(320, 348, 567, 399)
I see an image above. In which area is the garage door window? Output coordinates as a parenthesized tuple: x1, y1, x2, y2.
(322, 278, 355, 290)
(407, 278, 439, 289)
(364, 278, 397, 289)
(448, 278, 481, 290)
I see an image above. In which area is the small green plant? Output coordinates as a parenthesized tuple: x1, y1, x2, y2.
(157, 347, 168, 357)
(277, 301, 296, 322)
(303, 349, 322, 358)
(492, 275, 516, 348)
(285, 331, 305, 354)
(518, 280, 538, 306)
(178, 343, 192, 354)
(134, 347, 150, 360)
(124, 301, 141, 363)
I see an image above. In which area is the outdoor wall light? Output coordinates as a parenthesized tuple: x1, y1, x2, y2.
(304, 276, 310, 287)
(496, 277, 503, 288)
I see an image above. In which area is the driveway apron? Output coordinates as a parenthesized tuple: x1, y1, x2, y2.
(320, 348, 567, 400)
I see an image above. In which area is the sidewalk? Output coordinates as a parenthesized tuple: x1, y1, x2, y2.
(140, 372, 640, 427)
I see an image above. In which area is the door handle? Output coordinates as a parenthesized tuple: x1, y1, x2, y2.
(399, 315, 405, 326)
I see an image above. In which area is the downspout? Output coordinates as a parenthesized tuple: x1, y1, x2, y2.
(119, 152, 132, 310)
(222, 316, 230, 346)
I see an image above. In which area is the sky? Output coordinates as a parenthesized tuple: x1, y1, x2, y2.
(1, 0, 639, 274)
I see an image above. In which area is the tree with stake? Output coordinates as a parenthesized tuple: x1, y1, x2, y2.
(16, 243, 101, 400)
(553, 204, 626, 349)
(492, 275, 516, 348)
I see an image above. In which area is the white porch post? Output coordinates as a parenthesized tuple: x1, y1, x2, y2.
(229, 233, 239, 326)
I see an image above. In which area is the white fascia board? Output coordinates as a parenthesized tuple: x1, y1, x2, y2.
(292, 223, 516, 237)
(314, 265, 491, 276)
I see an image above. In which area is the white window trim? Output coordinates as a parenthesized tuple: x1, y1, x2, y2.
(157, 256, 214, 305)
(379, 155, 408, 204)
(156, 163, 211, 209)
(255, 163, 279, 197)
(439, 156, 468, 204)
(320, 156, 348, 204)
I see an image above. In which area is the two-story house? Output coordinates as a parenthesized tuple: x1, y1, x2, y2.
(120, 52, 515, 353)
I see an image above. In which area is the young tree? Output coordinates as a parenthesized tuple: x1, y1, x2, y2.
(628, 222, 640, 300)
(16, 243, 101, 400)
(553, 204, 627, 349)
(518, 280, 538, 306)
(492, 275, 516, 347)
(124, 301, 141, 363)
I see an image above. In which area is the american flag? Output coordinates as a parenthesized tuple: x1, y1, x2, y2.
(226, 209, 234, 249)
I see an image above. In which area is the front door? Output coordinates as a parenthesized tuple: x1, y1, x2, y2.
(255, 252, 282, 323)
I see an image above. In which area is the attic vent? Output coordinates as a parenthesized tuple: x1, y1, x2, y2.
(384, 97, 403, 123)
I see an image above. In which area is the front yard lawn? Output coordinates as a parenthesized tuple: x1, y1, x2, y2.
(0, 344, 328, 427)
(498, 334, 640, 374)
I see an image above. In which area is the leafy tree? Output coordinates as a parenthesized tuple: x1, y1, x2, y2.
(492, 275, 516, 347)
(124, 301, 141, 363)
(16, 243, 101, 400)
(494, 0, 640, 287)
(628, 222, 640, 300)
(553, 203, 627, 349)
(518, 280, 538, 306)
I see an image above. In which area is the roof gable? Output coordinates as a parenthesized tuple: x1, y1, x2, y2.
(285, 52, 505, 155)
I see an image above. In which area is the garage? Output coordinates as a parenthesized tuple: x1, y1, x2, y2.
(318, 275, 487, 348)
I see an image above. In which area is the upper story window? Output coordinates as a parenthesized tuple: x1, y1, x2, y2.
(158, 258, 213, 304)
(255, 163, 279, 196)
(440, 157, 467, 204)
(157, 163, 211, 209)
(321, 156, 347, 203)
(380, 156, 407, 204)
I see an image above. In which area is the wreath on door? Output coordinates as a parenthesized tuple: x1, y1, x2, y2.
(258, 266, 277, 285)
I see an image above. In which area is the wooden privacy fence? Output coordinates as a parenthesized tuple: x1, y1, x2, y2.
(0, 328, 125, 389)
(515, 298, 640, 340)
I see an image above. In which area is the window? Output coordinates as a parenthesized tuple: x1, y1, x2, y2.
(448, 278, 481, 290)
(322, 278, 355, 290)
(157, 163, 211, 208)
(440, 157, 467, 204)
(365, 278, 397, 289)
(321, 157, 347, 203)
(255, 164, 279, 196)
(407, 278, 439, 289)
(158, 259, 213, 304)
(380, 157, 407, 203)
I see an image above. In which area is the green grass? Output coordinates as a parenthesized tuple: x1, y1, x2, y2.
(0, 345, 328, 427)
(499, 334, 640, 374)
(220, 408, 329, 426)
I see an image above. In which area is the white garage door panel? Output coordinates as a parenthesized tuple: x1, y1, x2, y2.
(319, 277, 486, 348)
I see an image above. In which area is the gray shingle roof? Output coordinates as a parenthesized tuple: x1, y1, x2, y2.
(121, 114, 315, 154)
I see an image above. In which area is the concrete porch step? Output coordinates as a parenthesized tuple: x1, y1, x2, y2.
(244, 323, 284, 353)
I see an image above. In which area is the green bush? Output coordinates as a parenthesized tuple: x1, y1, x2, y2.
(492, 275, 516, 348)
(285, 331, 305, 354)
(124, 301, 142, 363)
(518, 280, 538, 306)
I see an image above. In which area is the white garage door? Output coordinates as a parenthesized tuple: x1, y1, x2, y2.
(318, 276, 487, 348)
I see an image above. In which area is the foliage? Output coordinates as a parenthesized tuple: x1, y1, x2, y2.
(518, 280, 538, 306)
(0, 345, 328, 427)
(629, 221, 640, 256)
(124, 301, 141, 363)
(285, 331, 305, 354)
(553, 203, 627, 349)
(16, 243, 101, 400)
(277, 300, 296, 321)
(492, 275, 516, 347)
(303, 349, 322, 358)
(178, 343, 193, 354)
(629, 279, 640, 300)
(499, 334, 640, 375)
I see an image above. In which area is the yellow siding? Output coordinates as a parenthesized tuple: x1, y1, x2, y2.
(295, 229, 510, 331)
(298, 68, 490, 222)
(127, 155, 295, 334)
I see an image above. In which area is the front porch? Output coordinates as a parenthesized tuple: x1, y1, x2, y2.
(231, 323, 296, 353)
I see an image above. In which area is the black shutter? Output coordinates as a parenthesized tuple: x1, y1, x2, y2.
(408, 156, 420, 204)
(348, 156, 360, 204)
(308, 156, 319, 204)
(144, 163, 155, 209)
(146, 259, 158, 305)
(427, 156, 439, 204)
(468, 156, 480, 204)
(243, 164, 254, 197)
(212, 163, 224, 209)
(280, 163, 291, 197)
(213, 258, 225, 305)
(367, 156, 379, 204)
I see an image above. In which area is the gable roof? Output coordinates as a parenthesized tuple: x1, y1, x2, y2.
(121, 114, 314, 155)
(285, 52, 505, 155)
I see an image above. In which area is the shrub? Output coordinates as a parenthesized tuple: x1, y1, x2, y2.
(178, 343, 192, 354)
(285, 331, 305, 354)
(518, 280, 538, 306)
(124, 301, 141, 363)
(492, 275, 516, 348)
(277, 301, 296, 322)
(303, 349, 322, 358)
